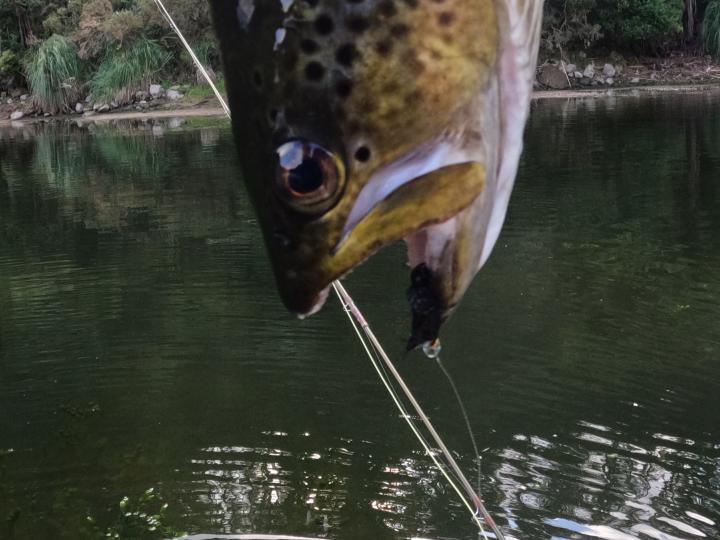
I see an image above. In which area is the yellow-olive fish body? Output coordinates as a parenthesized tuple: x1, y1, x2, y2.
(210, 0, 544, 347)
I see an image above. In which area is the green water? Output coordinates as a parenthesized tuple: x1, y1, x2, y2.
(1, 94, 719, 539)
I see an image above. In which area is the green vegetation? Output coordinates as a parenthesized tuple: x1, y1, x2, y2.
(1, 0, 719, 108)
(0, 0, 218, 110)
(542, 0, 715, 56)
(703, 1, 720, 56)
(89, 38, 171, 101)
(23, 35, 83, 113)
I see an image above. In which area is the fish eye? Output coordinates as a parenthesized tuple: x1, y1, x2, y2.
(275, 140, 345, 215)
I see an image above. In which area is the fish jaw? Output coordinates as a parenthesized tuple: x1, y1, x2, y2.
(268, 160, 488, 317)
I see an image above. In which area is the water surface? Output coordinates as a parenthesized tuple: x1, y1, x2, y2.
(1, 95, 719, 539)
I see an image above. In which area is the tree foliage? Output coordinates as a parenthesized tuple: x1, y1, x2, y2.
(704, 0, 720, 56)
(543, 0, 712, 55)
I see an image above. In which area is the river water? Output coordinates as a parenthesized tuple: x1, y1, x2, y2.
(1, 93, 719, 539)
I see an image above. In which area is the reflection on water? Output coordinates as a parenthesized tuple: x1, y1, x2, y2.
(1, 95, 720, 539)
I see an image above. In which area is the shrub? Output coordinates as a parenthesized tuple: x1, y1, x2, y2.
(595, 0, 684, 52)
(0, 50, 20, 85)
(89, 38, 171, 102)
(703, 0, 720, 57)
(23, 35, 83, 113)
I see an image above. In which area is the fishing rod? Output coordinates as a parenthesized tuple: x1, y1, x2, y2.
(151, 1, 506, 538)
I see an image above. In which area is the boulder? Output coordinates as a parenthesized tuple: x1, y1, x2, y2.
(166, 89, 184, 100)
(83, 111, 96, 117)
(631, 77, 641, 84)
(10, 111, 24, 120)
(583, 64, 595, 78)
(537, 64, 570, 90)
(573, 71, 583, 79)
(19, 93, 29, 101)
(75, 102, 84, 114)
(85, 95, 93, 103)
(602, 63, 616, 78)
(135, 90, 149, 101)
(579, 77, 593, 87)
(97, 104, 110, 113)
(606, 78, 614, 85)
(565, 63, 577, 74)
(149, 84, 164, 97)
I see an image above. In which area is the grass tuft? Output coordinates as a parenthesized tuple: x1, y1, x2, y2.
(24, 35, 84, 113)
(704, 0, 720, 57)
(89, 38, 171, 102)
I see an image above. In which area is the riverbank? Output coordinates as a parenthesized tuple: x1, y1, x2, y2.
(3, 82, 720, 129)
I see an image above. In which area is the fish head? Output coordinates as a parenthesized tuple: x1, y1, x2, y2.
(211, 0, 542, 347)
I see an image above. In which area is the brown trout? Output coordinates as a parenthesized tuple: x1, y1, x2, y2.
(209, 0, 544, 348)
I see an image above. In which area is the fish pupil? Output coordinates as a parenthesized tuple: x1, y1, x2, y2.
(288, 158, 324, 194)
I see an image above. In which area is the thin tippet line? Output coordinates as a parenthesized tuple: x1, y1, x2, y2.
(333, 282, 505, 540)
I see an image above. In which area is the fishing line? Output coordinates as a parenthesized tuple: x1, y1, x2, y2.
(152, 2, 505, 538)
(332, 282, 505, 540)
(151, 0, 230, 118)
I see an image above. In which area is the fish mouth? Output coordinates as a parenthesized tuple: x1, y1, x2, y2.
(285, 161, 486, 345)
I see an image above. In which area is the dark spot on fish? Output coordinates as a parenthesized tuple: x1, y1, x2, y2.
(336, 43, 359, 66)
(354, 146, 371, 162)
(300, 38, 320, 54)
(438, 11, 455, 26)
(376, 39, 393, 56)
(402, 0, 419, 7)
(390, 23, 410, 37)
(305, 0, 319, 6)
(305, 61, 326, 81)
(378, 0, 397, 17)
(335, 78, 353, 98)
(315, 14, 335, 35)
(345, 15, 369, 33)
